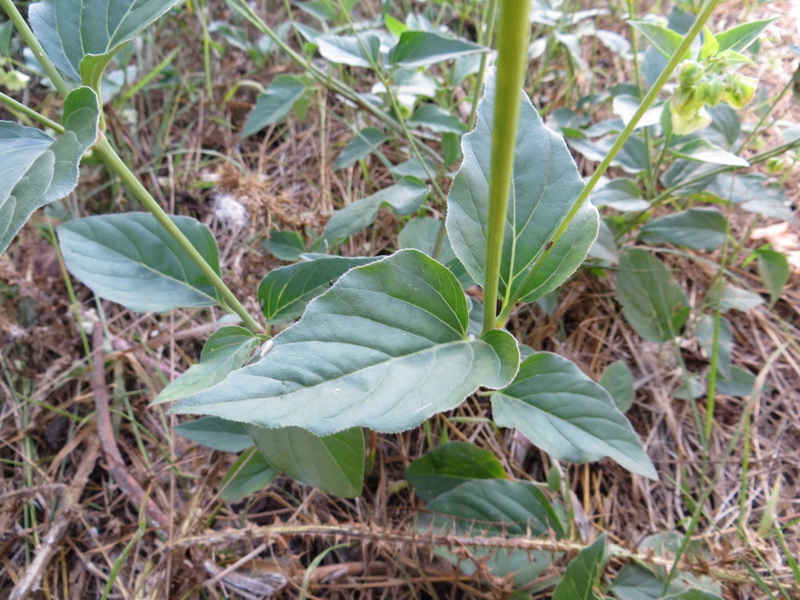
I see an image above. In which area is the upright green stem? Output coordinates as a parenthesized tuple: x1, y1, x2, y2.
(482, 0, 532, 333)
(93, 136, 263, 334)
(0, 0, 71, 96)
(496, 0, 720, 325)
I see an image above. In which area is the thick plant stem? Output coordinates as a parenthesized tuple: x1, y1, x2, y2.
(482, 0, 532, 333)
(93, 136, 263, 334)
(0, 0, 71, 97)
(497, 0, 721, 325)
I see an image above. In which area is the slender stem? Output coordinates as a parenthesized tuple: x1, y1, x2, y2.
(92, 135, 263, 334)
(497, 0, 721, 324)
(482, 0, 532, 334)
(467, 0, 499, 130)
(0, 90, 64, 132)
(0, 0, 71, 96)
(735, 74, 795, 154)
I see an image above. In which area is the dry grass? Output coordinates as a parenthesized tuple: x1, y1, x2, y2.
(1, 0, 799, 598)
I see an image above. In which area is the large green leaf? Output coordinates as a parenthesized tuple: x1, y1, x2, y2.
(324, 178, 429, 241)
(492, 352, 657, 479)
(30, 0, 183, 87)
(58, 212, 221, 312)
(258, 255, 378, 324)
(388, 31, 485, 67)
(155, 326, 259, 403)
(552, 534, 607, 600)
(0, 87, 100, 254)
(171, 249, 519, 434)
(248, 425, 364, 497)
(405, 441, 506, 502)
(616, 249, 690, 343)
(446, 77, 598, 304)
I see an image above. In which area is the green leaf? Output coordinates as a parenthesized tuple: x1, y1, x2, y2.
(592, 179, 649, 212)
(616, 249, 690, 342)
(58, 213, 221, 313)
(639, 209, 727, 251)
(588, 217, 619, 265)
(262, 230, 307, 261)
(175, 416, 254, 452)
(248, 425, 364, 497)
(0, 87, 100, 254)
(389, 158, 437, 180)
(492, 353, 657, 479)
(696, 315, 732, 378)
(406, 441, 506, 502)
(388, 31, 485, 67)
(384, 14, 408, 37)
(155, 326, 259, 404)
(716, 19, 775, 53)
(30, 0, 182, 86)
(316, 34, 380, 67)
(296, 0, 337, 21)
(421, 479, 565, 536)
(258, 255, 377, 323)
(446, 76, 598, 304)
(408, 104, 466, 134)
(600, 360, 634, 412)
(698, 27, 719, 61)
(552, 534, 607, 600)
(629, 21, 689, 60)
(717, 366, 763, 397)
(220, 448, 279, 503)
(242, 75, 306, 137)
(706, 104, 741, 147)
(612, 564, 686, 600)
(420, 479, 564, 586)
(611, 563, 723, 600)
(334, 127, 386, 170)
(570, 135, 650, 174)
(324, 178, 428, 241)
(708, 283, 763, 313)
(171, 250, 520, 434)
(673, 140, 749, 167)
(757, 249, 789, 306)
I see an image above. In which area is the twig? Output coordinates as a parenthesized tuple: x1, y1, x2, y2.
(166, 523, 757, 585)
(8, 440, 100, 600)
(91, 322, 171, 530)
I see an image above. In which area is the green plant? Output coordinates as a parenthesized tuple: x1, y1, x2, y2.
(1, 0, 793, 596)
